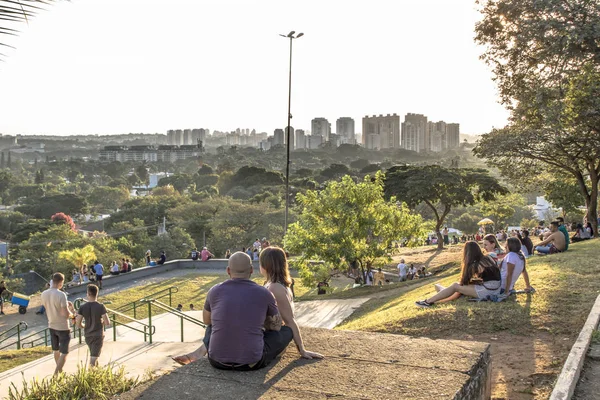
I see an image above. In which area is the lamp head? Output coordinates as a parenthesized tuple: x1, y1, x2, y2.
(287, 31, 296, 37)
(296, 33, 304, 38)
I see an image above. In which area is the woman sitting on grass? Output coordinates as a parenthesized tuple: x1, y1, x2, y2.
(483, 234, 505, 264)
(501, 237, 535, 295)
(416, 241, 501, 308)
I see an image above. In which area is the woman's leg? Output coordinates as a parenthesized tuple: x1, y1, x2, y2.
(426, 283, 477, 304)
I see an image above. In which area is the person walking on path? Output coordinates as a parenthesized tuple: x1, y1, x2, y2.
(76, 284, 110, 366)
(397, 259, 408, 282)
(443, 227, 449, 246)
(93, 261, 104, 289)
(41, 273, 76, 375)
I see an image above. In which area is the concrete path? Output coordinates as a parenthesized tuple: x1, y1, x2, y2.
(294, 298, 370, 329)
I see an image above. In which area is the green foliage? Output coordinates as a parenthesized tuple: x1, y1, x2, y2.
(479, 193, 534, 228)
(349, 158, 370, 170)
(149, 227, 195, 260)
(158, 174, 192, 193)
(197, 164, 214, 175)
(543, 177, 586, 218)
(8, 364, 139, 400)
(16, 193, 88, 219)
(385, 166, 507, 248)
(88, 186, 130, 212)
(320, 163, 350, 179)
(58, 244, 96, 272)
(454, 213, 481, 235)
(194, 174, 219, 189)
(135, 164, 149, 185)
(108, 191, 188, 228)
(286, 173, 424, 287)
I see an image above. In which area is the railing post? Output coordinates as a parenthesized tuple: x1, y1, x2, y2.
(78, 328, 82, 344)
(144, 325, 147, 342)
(44, 329, 48, 346)
(133, 302, 137, 319)
(148, 301, 153, 344)
(181, 316, 184, 342)
(16, 324, 21, 350)
(168, 289, 172, 307)
(112, 314, 117, 342)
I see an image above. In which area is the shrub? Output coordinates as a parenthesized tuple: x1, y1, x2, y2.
(8, 364, 139, 400)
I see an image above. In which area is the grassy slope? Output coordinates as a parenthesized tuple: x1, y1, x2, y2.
(339, 240, 600, 337)
(0, 347, 50, 373)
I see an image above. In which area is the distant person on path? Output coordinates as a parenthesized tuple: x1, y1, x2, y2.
(76, 284, 109, 367)
(41, 273, 76, 375)
(365, 267, 374, 286)
(82, 265, 89, 283)
(443, 227, 449, 246)
(555, 217, 570, 251)
(224, 249, 231, 259)
(145, 250, 151, 266)
(201, 247, 214, 261)
(317, 281, 329, 295)
(158, 251, 166, 265)
(93, 261, 104, 289)
(253, 248, 259, 261)
(373, 268, 385, 286)
(253, 238, 261, 251)
(261, 237, 270, 249)
(397, 259, 408, 282)
(535, 221, 566, 254)
(127, 259, 132, 272)
(191, 248, 199, 261)
(501, 237, 535, 295)
(416, 241, 501, 307)
(176, 304, 183, 312)
(0, 280, 10, 315)
(260, 246, 324, 360)
(246, 247, 253, 259)
(189, 304, 195, 311)
(171, 252, 294, 370)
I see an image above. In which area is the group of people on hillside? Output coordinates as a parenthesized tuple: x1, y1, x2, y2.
(397, 260, 428, 282)
(42, 245, 323, 375)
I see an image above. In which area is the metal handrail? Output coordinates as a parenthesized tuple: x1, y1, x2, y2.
(115, 286, 179, 319)
(141, 298, 205, 344)
(0, 322, 28, 346)
(0, 322, 28, 350)
(14, 328, 52, 350)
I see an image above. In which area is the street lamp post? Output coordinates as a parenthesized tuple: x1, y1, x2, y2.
(280, 30, 304, 241)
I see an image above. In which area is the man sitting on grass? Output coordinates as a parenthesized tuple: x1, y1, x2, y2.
(171, 252, 292, 371)
(76, 284, 110, 367)
(535, 221, 566, 255)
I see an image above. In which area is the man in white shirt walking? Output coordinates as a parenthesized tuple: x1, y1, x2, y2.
(41, 273, 75, 375)
(397, 259, 408, 282)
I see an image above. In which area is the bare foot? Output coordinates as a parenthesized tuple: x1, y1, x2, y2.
(171, 355, 193, 365)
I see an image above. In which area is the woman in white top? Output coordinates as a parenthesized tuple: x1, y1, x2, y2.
(501, 237, 534, 294)
(260, 247, 323, 360)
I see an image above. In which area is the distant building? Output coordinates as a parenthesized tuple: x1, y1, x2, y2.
(286, 126, 295, 150)
(183, 129, 192, 145)
(401, 113, 428, 152)
(306, 135, 323, 149)
(336, 117, 356, 144)
(295, 129, 306, 149)
(274, 129, 285, 146)
(428, 121, 447, 153)
(362, 114, 400, 150)
(311, 118, 331, 141)
(99, 144, 202, 163)
(446, 123, 460, 149)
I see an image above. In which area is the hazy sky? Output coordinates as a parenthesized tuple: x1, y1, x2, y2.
(0, 0, 508, 136)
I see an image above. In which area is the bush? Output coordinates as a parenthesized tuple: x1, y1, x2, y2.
(8, 364, 139, 400)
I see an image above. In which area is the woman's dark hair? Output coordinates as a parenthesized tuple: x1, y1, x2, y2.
(460, 241, 496, 285)
(586, 222, 593, 230)
(522, 230, 529, 237)
(259, 246, 292, 287)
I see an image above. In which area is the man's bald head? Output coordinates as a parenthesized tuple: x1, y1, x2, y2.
(227, 251, 253, 278)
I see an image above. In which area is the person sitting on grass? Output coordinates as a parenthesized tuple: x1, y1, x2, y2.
(482, 234, 505, 263)
(373, 268, 385, 286)
(571, 223, 591, 242)
(535, 221, 566, 255)
(555, 217, 570, 251)
(416, 241, 501, 308)
(517, 230, 534, 257)
(501, 237, 535, 295)
(171, 252, 294, 370)
(110, 261, 120, 276)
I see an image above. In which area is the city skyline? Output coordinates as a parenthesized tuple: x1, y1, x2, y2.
(0, 0, 508, 136)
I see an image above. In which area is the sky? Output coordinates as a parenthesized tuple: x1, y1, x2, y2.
(0, 0, 509, 136)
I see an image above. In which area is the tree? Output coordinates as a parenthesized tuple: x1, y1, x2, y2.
(16, 193, 88, 219)
(543, 177, 586, 219)
(58, 244, 96, 278)
(135, 165, 150, 186)
(475, 0, 600, 235)
(454, 213, 481, 235)
(479, 193, 534, 228)
(88, 186, 130, 212)
(158, 174, 192, 193)
(320, 164, 350, 179)
(385, 166, 507, 249)
(51, 212, 76, 231)
(286, 173, 424, 287)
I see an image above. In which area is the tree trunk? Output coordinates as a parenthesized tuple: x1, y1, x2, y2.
(587, 173, 599, 237)
(436, 223, 444, 250)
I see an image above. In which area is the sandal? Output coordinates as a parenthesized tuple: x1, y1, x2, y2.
(524, 287, 536, 294)
(171, 355, 193, 366)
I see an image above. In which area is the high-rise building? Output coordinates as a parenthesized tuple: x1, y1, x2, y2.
(274, 129, 285, 146)
(336, 117, 356, 144)
(307, 134, 323, 149)
(428, 121, 447, 153)
(361, 114, 400, 150)
(167, 130, 176, 145)
(183, 129, 192, 145)
(174, 129, 183, 146)
(401, 114, 428, 152)
(311, 118, 331, 141)
(446, 123, 460, 149)
(295, 129, 306, 149)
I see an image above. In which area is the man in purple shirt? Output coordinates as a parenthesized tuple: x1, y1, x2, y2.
(172, 251, 292, 370)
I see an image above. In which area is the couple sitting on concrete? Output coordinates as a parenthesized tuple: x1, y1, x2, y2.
(172, 247, 323, 370)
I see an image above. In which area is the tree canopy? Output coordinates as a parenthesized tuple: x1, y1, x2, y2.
(385, 166, 507, 248)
